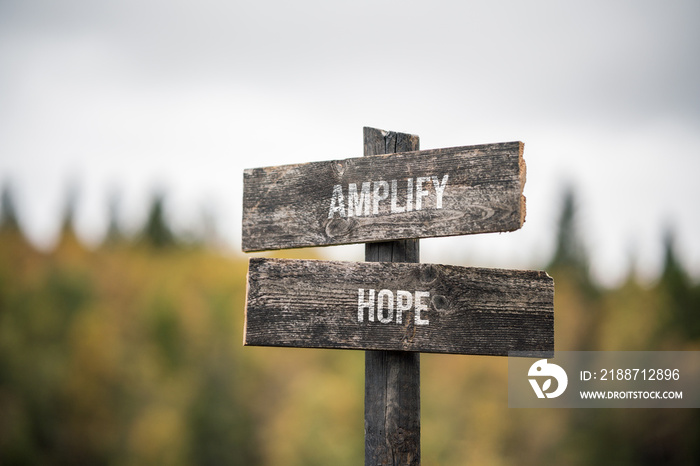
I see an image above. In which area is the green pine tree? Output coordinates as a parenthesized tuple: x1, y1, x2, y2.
(0, 183, 21, 233)
(142, 193, 175, 249)
(547, 186, 596, 295)
(53, 183, 86, 255)
(104, 190, 124, 245)
(0, 182, 32, 253)
(658, 229, 700, 340)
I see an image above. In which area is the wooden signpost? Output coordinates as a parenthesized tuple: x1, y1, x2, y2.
(241, 127, 554, 465)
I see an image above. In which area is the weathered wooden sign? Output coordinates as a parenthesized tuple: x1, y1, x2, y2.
(242, 141, 525, 252)
(244, 257, 554, 356)
(242, 127, 554, 465)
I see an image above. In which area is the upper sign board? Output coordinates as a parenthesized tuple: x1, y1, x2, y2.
(242, 141, 525, 252)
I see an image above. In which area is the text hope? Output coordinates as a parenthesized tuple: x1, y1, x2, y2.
(357, 288, 430, 325)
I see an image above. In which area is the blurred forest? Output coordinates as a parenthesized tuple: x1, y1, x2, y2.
(0, 183, 699, 466)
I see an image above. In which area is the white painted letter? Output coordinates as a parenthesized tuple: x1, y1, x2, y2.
(373, 181, 389, 215)
(395, 290, 413, 324)
(328, 184, 346, 218)
(414, 291, 430, 325)
(431, 174, 449, 209)
(358, 288, 375, 322)
(377, 289, 394, 323)
(415, 177, 430, 210)
(348, 182, 371, 217)
(406, 178, 413, 212)
(390, 180, 405, 213)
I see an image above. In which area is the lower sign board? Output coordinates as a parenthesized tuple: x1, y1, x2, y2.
(244, 258, 554, 356)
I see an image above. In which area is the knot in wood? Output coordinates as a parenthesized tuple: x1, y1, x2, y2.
(330, 160, 346, 179)
(419, 264, 438, 285)
(324, 217, 354, 238)
(431, 294, 449, 311)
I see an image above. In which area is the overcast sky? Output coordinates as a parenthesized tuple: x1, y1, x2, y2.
(1, 0, 699, 285)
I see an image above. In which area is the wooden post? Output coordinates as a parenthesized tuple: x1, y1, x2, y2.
(364, 127, 421, 465)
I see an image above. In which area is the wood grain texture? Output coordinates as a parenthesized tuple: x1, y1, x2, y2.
(365, 350, 420, 465)
(363, 127, 421, 466)
(241, 140, 526, 252)
(244, 258, 554, 356)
